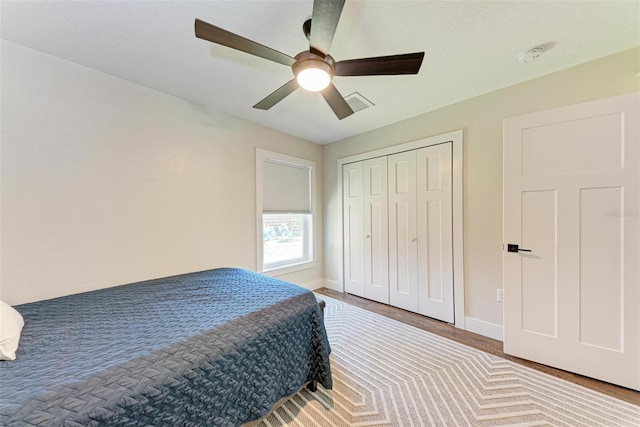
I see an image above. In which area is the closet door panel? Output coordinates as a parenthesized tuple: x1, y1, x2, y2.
(364, 157, 389, 304)
(417, 143, 454, 322)
(388, 151, 418, 312)
(343, 162, 365, 296)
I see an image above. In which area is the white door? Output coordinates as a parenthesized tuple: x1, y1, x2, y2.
(363, 157, 389, 304)
(343, 162, 364, 297)
(388, 151, 418, 312)
(417, 143, 454, 322)
(503, 93, 639, 390)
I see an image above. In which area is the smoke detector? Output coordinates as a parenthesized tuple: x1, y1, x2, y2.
(518, 45, 546, 64)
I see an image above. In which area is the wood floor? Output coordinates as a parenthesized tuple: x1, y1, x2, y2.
(315, 288, 640, 406)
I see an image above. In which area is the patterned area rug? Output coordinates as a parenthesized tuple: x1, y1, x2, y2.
(258, 296, 639, 426)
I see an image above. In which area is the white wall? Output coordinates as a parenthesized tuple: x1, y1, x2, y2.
(324, 46, 640, 331)
(0, 40, 324, 305)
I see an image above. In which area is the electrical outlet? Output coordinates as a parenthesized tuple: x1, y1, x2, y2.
(497, 288, 504, 303)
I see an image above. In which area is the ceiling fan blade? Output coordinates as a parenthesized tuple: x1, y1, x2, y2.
(335, 52, 425, 76)
(195, 19, 295, 67)
(309, 0, 345, 56)
(253, 79, 299, 110)
(321, 83, 354, 120)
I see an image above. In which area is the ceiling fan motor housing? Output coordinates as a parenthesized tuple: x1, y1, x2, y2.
(293, 51, 335, 77)
(303, 19, 312, 41)
(292, 51, 335, 91)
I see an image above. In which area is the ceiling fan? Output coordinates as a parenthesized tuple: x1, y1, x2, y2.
(194, 0, 425, 120)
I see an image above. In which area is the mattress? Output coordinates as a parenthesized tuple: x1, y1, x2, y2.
(0, 268, 332, 426)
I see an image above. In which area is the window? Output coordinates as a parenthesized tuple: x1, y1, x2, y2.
(256, 149, 315, 274)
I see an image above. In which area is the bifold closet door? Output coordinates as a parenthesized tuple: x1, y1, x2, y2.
(343, 159, 389, 302)
(388, 143, 454, 321)
(388, 151, 419, 312)
(363, 157, 389, 304)
(345, 144, 454, 322)
(416, 143, 454, 323)
(343, 162, 364, 296)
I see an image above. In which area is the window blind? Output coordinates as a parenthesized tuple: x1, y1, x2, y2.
(263, 160, 311, 213)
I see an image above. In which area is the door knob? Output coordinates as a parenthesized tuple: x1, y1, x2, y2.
(366, 235, 370, 238)
(507, 244, 532, 253)
(411, 238, 417, 242)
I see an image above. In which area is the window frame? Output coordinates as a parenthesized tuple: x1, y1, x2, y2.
(256, 149, 316, 276)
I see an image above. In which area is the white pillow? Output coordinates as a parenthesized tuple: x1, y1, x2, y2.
(0, 300, 24, 361)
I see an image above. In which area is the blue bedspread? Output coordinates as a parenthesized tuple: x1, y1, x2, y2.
(0, 268, 332, 426)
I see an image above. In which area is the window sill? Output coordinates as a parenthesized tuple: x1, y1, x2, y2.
(262, 261, 317, 277)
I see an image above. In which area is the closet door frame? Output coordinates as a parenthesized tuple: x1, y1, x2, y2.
(337, 130, 465, 328)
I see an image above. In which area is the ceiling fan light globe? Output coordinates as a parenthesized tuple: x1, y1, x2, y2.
(296, 67, 331, 92)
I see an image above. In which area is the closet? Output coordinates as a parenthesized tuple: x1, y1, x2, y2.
(343, 142, 454, 323)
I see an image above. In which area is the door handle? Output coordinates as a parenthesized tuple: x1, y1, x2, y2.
(507, 244, 532, 253)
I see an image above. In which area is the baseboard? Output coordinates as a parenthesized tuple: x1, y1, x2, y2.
(300, 279, 342, 291)
(306, 280, 503, 342)
(322, 279, 343, 292)
(300, 279, 326, 291)
(300, 278, 343, 291)
(464, 316, 504, 342)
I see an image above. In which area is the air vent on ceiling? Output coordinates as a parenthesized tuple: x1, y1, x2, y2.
(344, 92, 375, 113)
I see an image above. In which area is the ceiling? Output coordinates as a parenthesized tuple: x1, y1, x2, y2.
(1, 1, 638, 145)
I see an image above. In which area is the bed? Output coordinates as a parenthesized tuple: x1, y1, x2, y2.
(0, 268, 332, 426)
